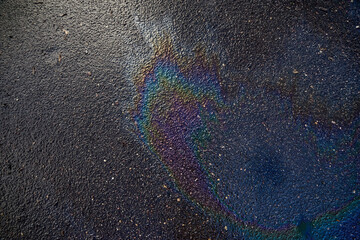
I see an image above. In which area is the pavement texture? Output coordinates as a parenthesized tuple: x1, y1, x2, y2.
(1, 0, 359, 239)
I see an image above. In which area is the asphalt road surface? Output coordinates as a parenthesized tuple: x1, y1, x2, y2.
(1, 0, 359, 239)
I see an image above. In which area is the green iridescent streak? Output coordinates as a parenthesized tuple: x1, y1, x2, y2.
(156, 68, 225, 110)
(310, 197, 360, 239)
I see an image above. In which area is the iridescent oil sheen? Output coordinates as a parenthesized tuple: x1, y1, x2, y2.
(131, 36, 360, 239)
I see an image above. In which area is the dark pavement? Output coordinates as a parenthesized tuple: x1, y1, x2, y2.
(1, 1, 359, 239)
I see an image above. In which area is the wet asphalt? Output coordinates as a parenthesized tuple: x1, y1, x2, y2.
(1, 0, 359, 239)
